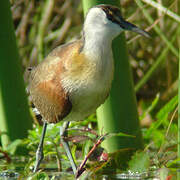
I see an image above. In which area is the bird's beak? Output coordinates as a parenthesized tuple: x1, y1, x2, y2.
(119, 18, 150, 38)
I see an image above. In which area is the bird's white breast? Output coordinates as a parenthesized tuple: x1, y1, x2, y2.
(61, 49, 114, 122)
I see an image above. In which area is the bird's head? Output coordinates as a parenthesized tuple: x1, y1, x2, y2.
(84, 4, 150, 40)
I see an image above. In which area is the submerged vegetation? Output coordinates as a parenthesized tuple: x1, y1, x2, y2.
(0, 0, 179, 179)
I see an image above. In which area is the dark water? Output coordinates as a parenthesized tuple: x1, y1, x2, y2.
(0, 170, 19, 180)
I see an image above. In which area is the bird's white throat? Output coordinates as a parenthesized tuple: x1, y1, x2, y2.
(82, 7, 123, 59)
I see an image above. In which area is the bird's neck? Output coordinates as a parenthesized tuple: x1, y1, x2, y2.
(81, 27, 113, 60)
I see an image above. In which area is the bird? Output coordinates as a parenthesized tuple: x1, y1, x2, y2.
(28, 4, 150, 177)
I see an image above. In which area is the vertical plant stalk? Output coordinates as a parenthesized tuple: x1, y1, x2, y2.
(82, 0, 143, 153)
(37, 0, 54, 62)
(0, 0, 32, 148)
(178, 38, 180, 179)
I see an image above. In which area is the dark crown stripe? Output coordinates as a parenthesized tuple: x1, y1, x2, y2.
(96, 5, 126, 29)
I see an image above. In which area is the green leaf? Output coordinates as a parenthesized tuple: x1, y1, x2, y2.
(156, 95, 178, 120)
(166, 157, 180, 168)
(107, 132, 135, 139)
(140, 93, 160, 121)
(82, 140, 92, 158)
(145, 95, 178, 138)
(6, 139, 22, 155)
(128, 151, 150, 173)
(27, 172, 49, 180)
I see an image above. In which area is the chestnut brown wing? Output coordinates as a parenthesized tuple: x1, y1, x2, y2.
(28, 40, 83, 123)
(30, 77, 72, 123)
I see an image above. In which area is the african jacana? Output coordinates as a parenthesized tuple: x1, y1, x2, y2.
(29, 4, 149, 177)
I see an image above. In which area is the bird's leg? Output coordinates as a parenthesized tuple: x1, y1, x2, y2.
(60, 121, 77, 175)
(33, 121, 47, 173)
